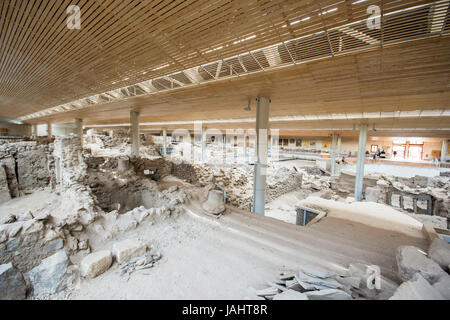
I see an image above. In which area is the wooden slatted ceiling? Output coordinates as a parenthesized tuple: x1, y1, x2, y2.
(16, 0, 450, 121)
(0, 0, 435, 119)
(30, 36, 450, 125)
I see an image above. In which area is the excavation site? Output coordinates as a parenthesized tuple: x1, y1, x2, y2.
(0, 0, 449, 307)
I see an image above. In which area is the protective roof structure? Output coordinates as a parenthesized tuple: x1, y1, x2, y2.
(0, 0, 449, 133)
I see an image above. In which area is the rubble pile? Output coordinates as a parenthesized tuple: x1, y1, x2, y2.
(298, 167, 331, 191)
(0, 201, 174, 299)
(0, 136, 189, 299)
(251, 263, 398, 300)
(110, 204, 184, 236)
(390, 240, 450, 299)
(170, 160, 305, 210)
(362, 174, 450, 217)
(118, 248, 161, 276)
(84, 129, 160, 158)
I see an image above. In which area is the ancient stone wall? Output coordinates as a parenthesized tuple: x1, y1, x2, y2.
(0, 141, 54, 200)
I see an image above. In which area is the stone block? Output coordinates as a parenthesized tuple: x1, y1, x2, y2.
(432, 274, 450, 299)
(0, 263, 26, 300)
(396, 246, 446, 284)
(389, 273, 445, 300)
(80, 250, 112, 278)
(28, 250, 69, 296)
(43, 239, 64, 254)
(112, 239, 147, 263)
(428, 238, 450, 270)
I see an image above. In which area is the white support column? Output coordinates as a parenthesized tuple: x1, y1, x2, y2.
(441, 139, 448, 163)
(75, 118, 83, 149)
(162, 128, 167, 157)
(330, 133, 338, 175)
(47, 123, 52, 137)
(130, 111, 140, 158)
(354, 124, 368, 201)
(201, 126, 206, 162)
(252, 96, 270, 215)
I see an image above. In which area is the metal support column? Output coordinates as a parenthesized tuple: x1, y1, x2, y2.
(130, 111, 140, 158)
(354, 124, 368, 201)
(252, 96, 270, 215)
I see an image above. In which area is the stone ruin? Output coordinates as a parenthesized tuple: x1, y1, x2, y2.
(0, 135, 187, 299)
(0, 134, 449, 300)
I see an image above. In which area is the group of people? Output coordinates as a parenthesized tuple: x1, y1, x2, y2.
(369, 148, 386, 160)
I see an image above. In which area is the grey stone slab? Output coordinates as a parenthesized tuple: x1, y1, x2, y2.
(0, 263, 26, 300)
